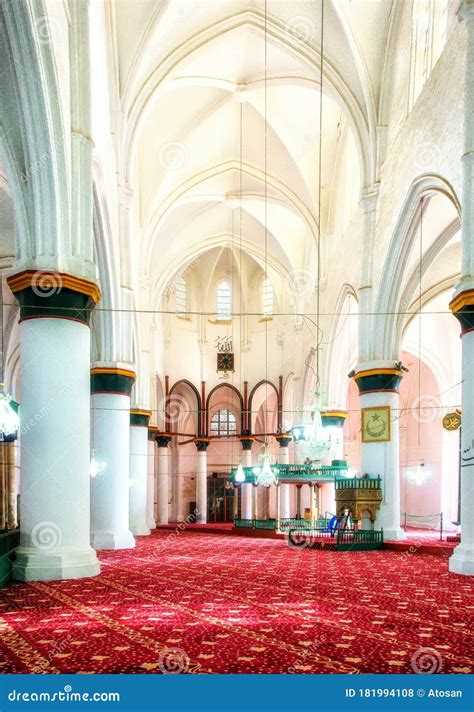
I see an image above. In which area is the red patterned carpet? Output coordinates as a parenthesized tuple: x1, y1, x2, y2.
(0, 531, 472, 674)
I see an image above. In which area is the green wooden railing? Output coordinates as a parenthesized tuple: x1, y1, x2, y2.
(234, 519, 277, 529)
(230, 462, 349, 484)
(287, 526, 384, 551)
(336, 529, 384, 548)
(335, 477, 381, 490)
(234, 517, 332, 531)
(279, 517, 331, 531)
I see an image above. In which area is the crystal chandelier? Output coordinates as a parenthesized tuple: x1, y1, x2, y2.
(253, 443, 278, 486)
(235, 462, 246, 482)
(304, 390, 331, 462)
(0, 387, 19, 442)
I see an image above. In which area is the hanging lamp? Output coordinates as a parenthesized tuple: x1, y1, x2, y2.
(235, 462, 246, 482)
(0, 385, 19, 442)
(0, 284, 19, 442)
(254, 441, 278, 486)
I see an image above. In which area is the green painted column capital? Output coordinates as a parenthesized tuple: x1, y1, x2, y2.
(275, 434, 292, 447)
(155, 433, 173, 448)
(90, 367, 136, 396)
(321, 411, 347, 428)
(7, 270, 100, 326)
(239, 437, 255, 451)
(130, 409, 152, 427)
(353, 368, 403, 395)
(195, 438, 211, 452)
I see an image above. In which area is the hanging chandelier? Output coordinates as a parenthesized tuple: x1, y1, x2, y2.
(253, 442, 278, 486)
(298, 390, 332, 463)
(0, 386, 19, 442)
(235, 462, 246, 482)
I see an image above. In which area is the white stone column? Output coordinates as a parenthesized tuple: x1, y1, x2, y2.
(129, 409, 151, 536)
(354, 363, 405, 539)
(321, 411, 347, 516)
(268, 485, 277, 519)
(240, 438, 254, 519)
(90, 366, 136, 550)
(155, 434, 172, 525)
(448, 331, 474, 573)
(448, 0, 474, 575)
(147, 434, 156, 529)
(7, 277, 101, 580)
(276, 435, 291, 519)
(294, 438, 310, 515)
(194, 439, 210, 523)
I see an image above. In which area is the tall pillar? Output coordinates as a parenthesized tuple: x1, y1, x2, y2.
(447, 0, 474, 575)
(296, 485, 302, 519)
(268, 484, 277, 519)
(239, 437, 254, 519)
(276, 435, 292, 519)
(321, 411, 347, 516)
(194, 438, 210, 524)
(90, 365, 136, 550)
(294, 438, 310, 513)
(7, 272, 101, 580)
(129, 409, 152, 536)
(155, 434, 172, 524)
(258, 485, 269, 520)
(354, 363, 405, 539)
(309, 483, 315, 521)
(146, 429, 156, 530)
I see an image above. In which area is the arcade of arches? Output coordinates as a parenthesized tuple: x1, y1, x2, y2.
(0, 0, 474, 677)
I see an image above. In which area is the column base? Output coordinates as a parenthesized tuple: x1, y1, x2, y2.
(449, 545, 474, 575)
(147, 517, 157, 530)
(156, 516, 169, 526)
(91, 530, 135, 550)
(196, 514, 207, 524)
(130, 523, 151, 536)
(13, 547, 100, 582)
(381, 528, 406, 541)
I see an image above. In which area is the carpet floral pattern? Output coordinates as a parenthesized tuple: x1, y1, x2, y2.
(0, 532, 472, 674)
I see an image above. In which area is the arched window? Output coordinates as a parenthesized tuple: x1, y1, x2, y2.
(175, 275, 188, 317)
(217, 279, 232, 320)
(262, 277, 273, 317)
(210, 409, 237, 436)
(410, 0, 449, 110)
